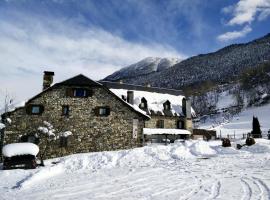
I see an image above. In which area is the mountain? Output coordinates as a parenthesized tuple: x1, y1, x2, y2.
(103, 33, 270, 90)
(104, 57, 181, 82)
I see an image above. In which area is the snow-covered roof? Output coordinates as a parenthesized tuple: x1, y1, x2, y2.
(143, 128, 191, 135)
(110, 89, 196, 117)
(2, 143, 39, 157)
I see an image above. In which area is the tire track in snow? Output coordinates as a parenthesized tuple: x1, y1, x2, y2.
(240, 176, 269, 200)
(240, 178, 252, 200)
(178, 175, 203, 200)
(252, 176, 270, 200)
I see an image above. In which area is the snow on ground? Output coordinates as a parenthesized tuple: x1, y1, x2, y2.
(1, 139, 270, 200)
(216, 90, 234, 110)
(200, 103, 270, 138)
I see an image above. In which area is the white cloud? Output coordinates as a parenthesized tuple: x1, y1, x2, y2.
(218, 0, 270, 42)
(227, 0, 270, 25)
(0, 14, 185, 104)
(217, 26, 252, 42)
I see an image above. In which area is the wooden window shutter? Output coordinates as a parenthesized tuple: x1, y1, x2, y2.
(85, 89, 93, 97)
(66, 88, 74, 97)
(26, 105, 32, 114)
(106, 107, 110, 115)
(40, 105, 44, 114)
(94, 107, 99, 116)
(156, 120, 160, 128)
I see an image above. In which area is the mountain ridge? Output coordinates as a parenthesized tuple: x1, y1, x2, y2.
(103, 33, 270, 90)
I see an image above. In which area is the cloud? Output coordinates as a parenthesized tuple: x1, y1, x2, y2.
(217, 25, 252, 42)
(218, 0, 270, 42)
(0, 12, 185, 104)
(226, 0, 270, 26)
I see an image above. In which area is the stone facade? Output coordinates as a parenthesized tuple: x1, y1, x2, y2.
(1, 73, 195, 159)
(145, 116, 184, 129)
(3, 81, 146, 159)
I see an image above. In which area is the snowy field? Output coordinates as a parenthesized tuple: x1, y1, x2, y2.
(200, 103, 270, 138)
(1, 139, 270, 200)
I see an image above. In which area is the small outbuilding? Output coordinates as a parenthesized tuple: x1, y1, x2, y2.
(143, 128, 191, 144)
(192, 129, 217, 141)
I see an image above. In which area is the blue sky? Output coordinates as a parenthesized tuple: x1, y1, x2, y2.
(0, 0, 270, 103)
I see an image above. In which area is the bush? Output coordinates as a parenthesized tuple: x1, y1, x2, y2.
(222, 138, 231, 147)
(246, 137, 256, 146)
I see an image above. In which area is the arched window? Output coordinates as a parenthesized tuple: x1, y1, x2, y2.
(177, 120, 184, 129)
(139, 97, 148, 109)
(163, 100, 171, 111)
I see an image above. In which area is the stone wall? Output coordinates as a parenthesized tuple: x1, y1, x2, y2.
(4, 85, 145, 159)
(145, 115, 184, 129)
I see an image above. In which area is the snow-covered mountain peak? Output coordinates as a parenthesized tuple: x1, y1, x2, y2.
(103, 57, 181, 81)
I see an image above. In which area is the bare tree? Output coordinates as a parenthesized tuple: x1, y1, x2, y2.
(0, 90, 15, 161)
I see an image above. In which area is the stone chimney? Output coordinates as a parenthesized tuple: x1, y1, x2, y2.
(127, 91, 134, 105)
(182, 97, 193, 133)
(182, 98, 191, 119)
(43, 71, 54, 91)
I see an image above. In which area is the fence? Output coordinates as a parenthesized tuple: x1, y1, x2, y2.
(217, 130, 269, 140)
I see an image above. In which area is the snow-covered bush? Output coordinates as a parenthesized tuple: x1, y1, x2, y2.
(36, 121, 72, 165)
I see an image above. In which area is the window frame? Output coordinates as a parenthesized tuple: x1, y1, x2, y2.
(26, 104, 44, 115)
(139, 97, 148, 109)
(95, 106, 110, 117)
(74, 88, 87, 97)
(156, 120, 164, 128)
(177, 120, 184, 129)
(62, 105, 70, 116)
(66, 88, 92, 98)
(163, 100, 171, 111)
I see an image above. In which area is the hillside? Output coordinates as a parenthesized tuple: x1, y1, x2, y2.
(104, 33, 270, 90)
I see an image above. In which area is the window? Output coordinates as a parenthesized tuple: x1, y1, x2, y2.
(139, 98, 147, 109)
(32, 106, 40, 114)
(95, 107, 110, 116)
(26, 105, 44, 115)
(20, 135, 39, 144)
(177, 120, 184, 129)
(156, 120, 164, 128)
(66, 88, 92, 98)
(163, 100, 171, 111)
(99, 108, 107, 115)
(62, 105, 69, 116)
(59, 136, 68, 148)
(74, 88, 87, 97)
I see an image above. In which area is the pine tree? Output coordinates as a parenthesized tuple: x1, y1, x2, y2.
(251, 116, 262, 138)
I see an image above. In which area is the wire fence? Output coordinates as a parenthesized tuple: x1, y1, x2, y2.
(216, 131, 270, 140)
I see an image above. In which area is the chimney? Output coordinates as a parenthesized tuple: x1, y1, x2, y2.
(127, 91, 134, 105)
(182, 98, 191, 119)
(43, 71, 54, 91)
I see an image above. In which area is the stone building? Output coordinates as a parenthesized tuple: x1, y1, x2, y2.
(1, 72, 195, 159)
(101, 81, 196, 143)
